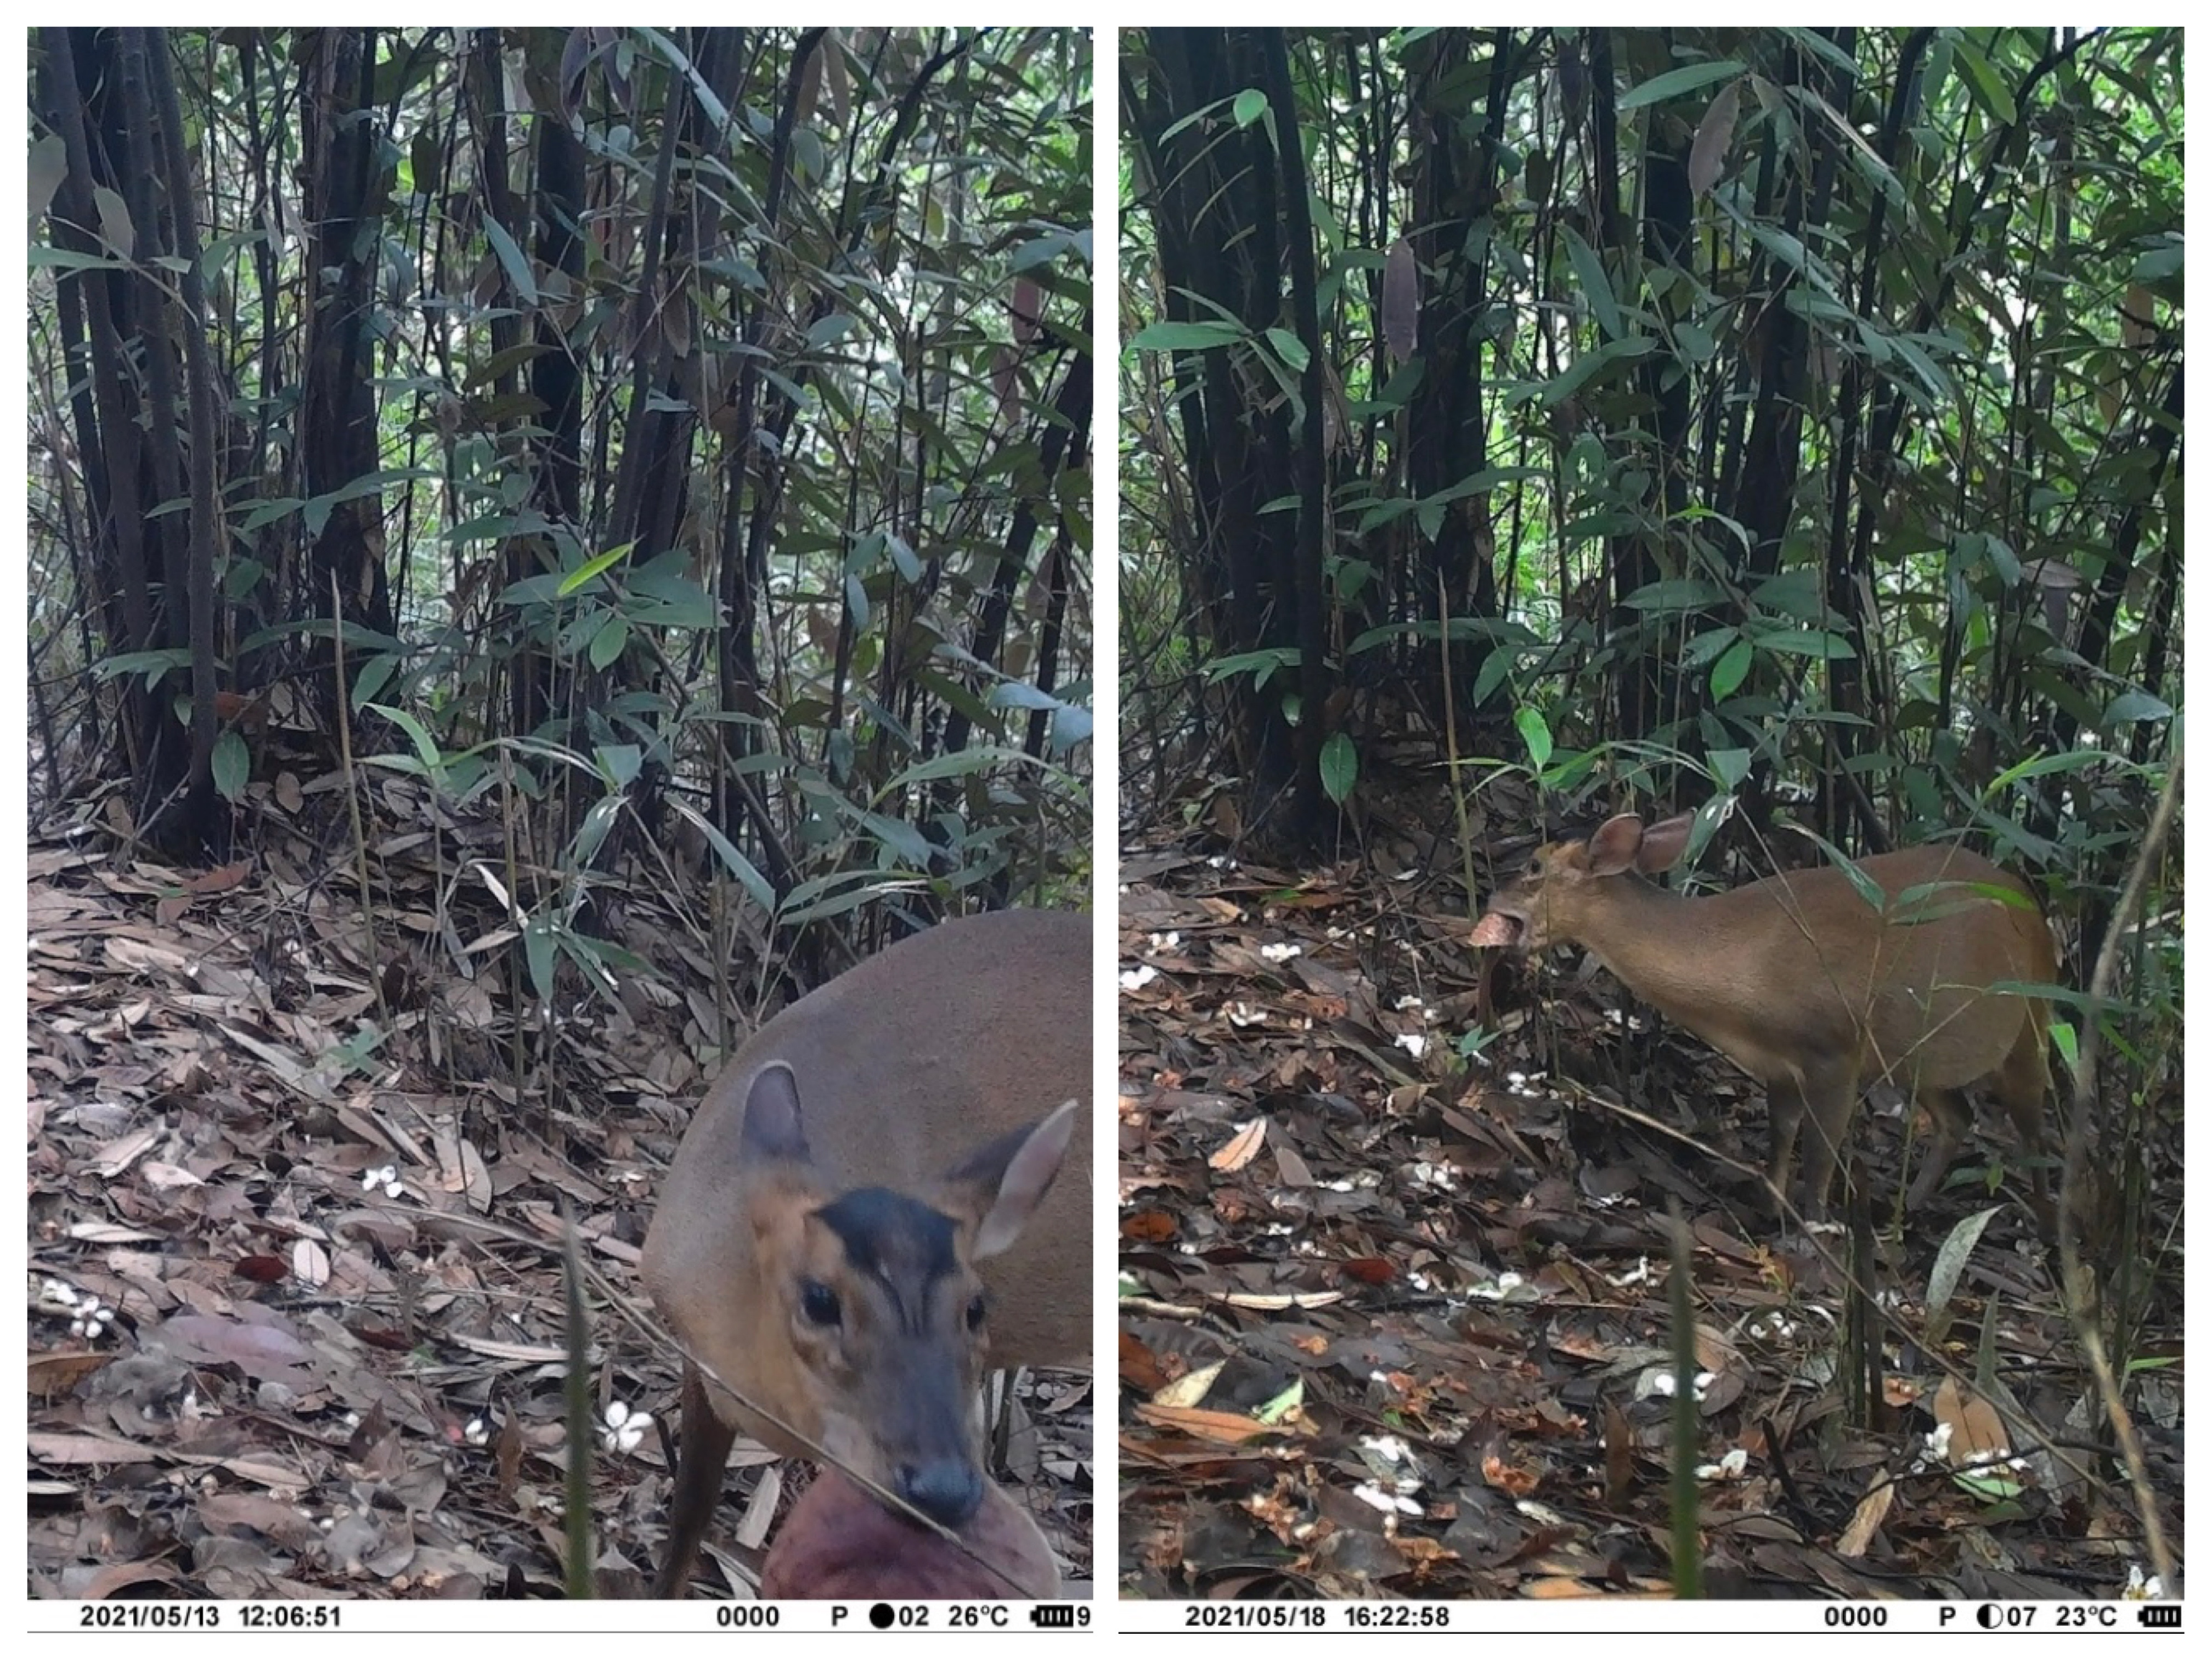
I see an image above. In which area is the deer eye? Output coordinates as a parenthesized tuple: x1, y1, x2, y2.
(799, 1280, 842, 1327)
(965, 1292, 988, 1333)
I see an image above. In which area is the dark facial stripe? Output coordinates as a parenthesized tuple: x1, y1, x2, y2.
(813, 1188, 960, 1333)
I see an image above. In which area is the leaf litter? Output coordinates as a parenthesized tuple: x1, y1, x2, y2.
(1115, 805, 2169, 1602)
(27, 794, 1091, 1599)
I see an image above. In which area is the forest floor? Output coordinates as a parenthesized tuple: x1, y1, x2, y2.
(27, 820, 1092, 1599)
(1114, 787, 2174, 1601)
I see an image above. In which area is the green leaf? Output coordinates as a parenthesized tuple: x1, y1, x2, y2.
(596, 745, 643, 788)
(1472, 644, 1516, 706)
(463, 341, 553, 391)
(792, 127, 827, 185)
(1674, 319, 1717, 362)
(523, 917, 557, 1004)
(1515, 706, 1553, 770)
(555, 933, 625, 1007)
(93, 647, 193, 687)
(1533, 335, 1654, 408)
(573, 796, 622, 866)
(352, 652, 400, 712)
(1981, 748, 2119, 797)
(211, 730, 250, 804)
(482, 213, 538, 306)
(558, 540, 637, 596)
(1748, 568, 1824, 619)
(27, 245, 127, 273)
(667, 797, 775, 912)
(1801, 826, 1890, 913)
(1561, 226, 1620, 341)
(2132, 239, 2183, 283)
(1129, 319, 1245, 352)
(1010, 231, 1083, 273)
(619, 562, 717, 630)
(807, 312, 857, 350)
(1050, 703, 1092, 751)
(987, 681, 1060, 712)
(885, 744, 1032, 788)
(1706, 747, 1751, 791)
(1886, 329, 1950, 403)
(2102, 690, 2172, 725)
(1254, 1374, 1305, 1425)
(90, 184, 133, 255)
(1202, 647, 1300, 687)
(1950, 40, 2016, 125)
(1679, 627, 1739, 670)
(1160, 94, 1237, 144)
(778, 876, 910, 928)
(1925, 1207, 2001, 1328)
(1757, 628, 1857, 661)
(1618, 60, 1742, 112)
(296, 469, 435, 542)
(26, 133, 66, 222)
(366, 702, 448, 780)
(588, 613, 628, 670)
(1264, 326, 1310, 373)
(1711, 637, 1754, 698)
(1319, 731, 1357, 805)
(1622, 578, 1726, 612)
(1232, 88, 1267, 128)
(854, 810, 932, 866)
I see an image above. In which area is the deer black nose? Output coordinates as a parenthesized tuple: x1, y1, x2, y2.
(896, 1459, 984, 1528)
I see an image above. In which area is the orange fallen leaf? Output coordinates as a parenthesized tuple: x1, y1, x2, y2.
(1133, 1400, 1302, 1444)
(1120, 1330, 1170, 1393)
(1482, 1450, 1541, 1498)
(1210, 1117, 1266, 1172)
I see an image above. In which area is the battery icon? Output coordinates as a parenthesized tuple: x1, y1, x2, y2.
(2138, 1606, 2180, 1629)
(1030, 1606, 1077, 1628)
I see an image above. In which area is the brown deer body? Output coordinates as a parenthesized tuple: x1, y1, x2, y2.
(1470, 814, 2055, 1220)
(639, 909, 1090, 1597)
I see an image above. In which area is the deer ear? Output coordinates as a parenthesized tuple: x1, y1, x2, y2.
(1584, 814, 1645, 877)
(1637, 813, 1696, 874)
(737, 1062, 813, 1165)
(940, 1098, 1077, 1261)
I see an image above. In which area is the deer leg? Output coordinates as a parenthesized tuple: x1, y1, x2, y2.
(1905, 1088, 1972, 1211)
(1765, 1077, 1807, 1218)
(1993, 1023, 2057, 1232)
(654, 1364, 739, 1599)
(1793, 1070, 1860, 1221)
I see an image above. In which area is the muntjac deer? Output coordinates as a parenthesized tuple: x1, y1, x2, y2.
(640, 909, 1090, 1598)
(760, 1468, 1059, 1599)
(1469, 814, 2055, 1222)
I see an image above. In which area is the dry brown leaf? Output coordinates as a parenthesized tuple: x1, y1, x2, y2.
(1932, 1375, 2010, 1462)
(1152, 1358, 1223, 1410)
(28, 1351, 112, 1401)
(1209, 1116, 1266, 1172)
(1835, 1466, 1897, 1557)
(1132, 1400, 1297, 1444)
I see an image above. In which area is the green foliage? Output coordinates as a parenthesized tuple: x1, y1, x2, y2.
(1122, 26, 2180, 880)
(1318, 731, 1356, 804)
(34, 24, 1091, 1002)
